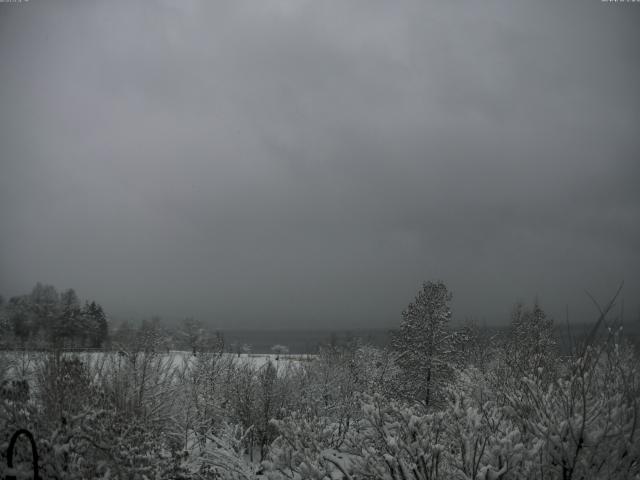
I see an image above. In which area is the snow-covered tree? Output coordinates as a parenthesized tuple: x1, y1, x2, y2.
(83, 300, 109, 348)
(181, 317, 204, 355)
(454, 318, 496, 373)
(271, 344, 289, 360)
(135, 316, 169, 353)
(392, 281, 456, 407)
(505, 301, 556, 380)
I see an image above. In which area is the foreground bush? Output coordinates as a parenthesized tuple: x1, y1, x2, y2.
(264, 332, 640, 480)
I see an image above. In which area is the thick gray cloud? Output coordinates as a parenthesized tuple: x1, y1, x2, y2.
(1, 0, 639, 328)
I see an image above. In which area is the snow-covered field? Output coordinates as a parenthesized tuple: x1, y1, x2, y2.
(0, 350, 315, 379)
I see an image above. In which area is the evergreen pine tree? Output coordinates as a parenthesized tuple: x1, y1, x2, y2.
(392, 280, 456, 407)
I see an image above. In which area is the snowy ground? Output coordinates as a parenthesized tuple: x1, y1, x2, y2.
(0, 350, 315, 379)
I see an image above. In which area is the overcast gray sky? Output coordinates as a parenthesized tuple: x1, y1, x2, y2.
(1, 0, 638, 329)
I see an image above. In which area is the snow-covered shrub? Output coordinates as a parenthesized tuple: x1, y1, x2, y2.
(265, 409, 359, 479)
(0, 357, 194, 479)
(172, 350, 238, 451)
(34, 352, 95, 420)
(265, 393, 446, 480)
(185, 422, 257, 479)
(354, 393, 448, 480)
(445, 392, 541, 479)
(507, 335, 640, 479)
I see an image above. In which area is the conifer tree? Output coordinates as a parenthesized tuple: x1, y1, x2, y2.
(506, 301, 556, 378)
(392, 280, 456, 407)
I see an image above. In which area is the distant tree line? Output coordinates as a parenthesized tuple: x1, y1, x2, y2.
(0, 283, 108, 349)
(109, 315, 227, 354)
(0, 283, 230, 353)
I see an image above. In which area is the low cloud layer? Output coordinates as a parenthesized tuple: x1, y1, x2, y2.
(1, 0, 639, 327)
